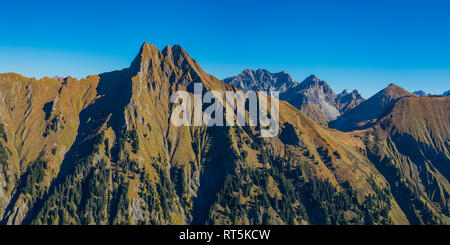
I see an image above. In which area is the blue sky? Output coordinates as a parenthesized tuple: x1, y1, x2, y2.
(1, 0, 449, 97)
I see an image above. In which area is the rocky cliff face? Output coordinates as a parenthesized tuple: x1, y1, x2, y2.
(282, 75, 341, 121)
(223, 68, 297, 94)
(335, 89, 365, 114)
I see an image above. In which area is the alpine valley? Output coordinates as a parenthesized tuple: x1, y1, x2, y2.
(0, 43, 448, 225)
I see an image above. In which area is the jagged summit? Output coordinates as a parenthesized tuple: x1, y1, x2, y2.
(127, 42, 216, 89)
(130, 42, 159, 71)
(305, 74, 318, 80)
(335, 89, 364, 114)
(131, 42, 192, 67)
(171, 44, 192, 61)
(224, 68, 297, 93)
(297, 75, 333, 91)
(340, 89, 361, 96)
(139, 41, 159, 55)
(297, 75, 324, 88)
(283, 75, 340, 121)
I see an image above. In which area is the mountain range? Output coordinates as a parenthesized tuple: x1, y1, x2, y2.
(413, 90, 450, 96)
(224, 69, 364, 125)
(0, 42, 448, 225)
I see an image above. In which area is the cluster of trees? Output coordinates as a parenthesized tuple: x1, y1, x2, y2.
(0, 134, 7, 170)
(30, 131, 130, 224)
(0, 123, 7, 141)
(154, 163, 176, 221)
(137, 157, 181, 224)
(31, 156, 111, 224)
(317, 147, 333, 170)
(170, 164, 188, 202)
(208, 144, 395, 225)
(2, 119, 414, 225)
(109, 181, 130, 224)
(43, 115, 64, 137)
(361, 177, 393, 224)
(0, 123, 8, 177)
(111, 129, 139, 160)
(299, 178, 356, 224)
(209, 148, 304, 224)
(19, 154, 47, 199)
(128, 129, 139, 153)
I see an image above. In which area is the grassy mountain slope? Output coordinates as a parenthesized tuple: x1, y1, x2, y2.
(362, 95, 450, 224)
(0, 73, 98, 222)
(0, 43, 417, 224)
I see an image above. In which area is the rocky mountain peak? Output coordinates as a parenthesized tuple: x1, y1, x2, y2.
(130, 42, 161, 72)
(161, 44, 173, 59)
(351, 89, 360, 96)
(223, 68, 297, 93)
(337, 89, 363, 99)
(335, 89, 364, 114)
(171, 44, 191, 62)
(297, 75, 334, 95)
(305, 74, 319, 81)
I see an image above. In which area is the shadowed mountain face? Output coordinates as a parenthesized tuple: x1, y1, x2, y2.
(329, 84, 417, 132)
(328, 82, 450, 223)
(0, 43, 448, 225)
(283, 75, 341, 121)
(362, 95, 450, 224)
(223, 68, 297, 94)
(335, 89, 365, 114)
(224, 70, 364, 125)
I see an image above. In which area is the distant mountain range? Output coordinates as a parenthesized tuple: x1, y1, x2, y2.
(413, 90, 450, 96)
(0, 43, 448, 225)
(224, 69, 364, 125)
(413, 90, 429, 96)
(329, 84, 418, 131)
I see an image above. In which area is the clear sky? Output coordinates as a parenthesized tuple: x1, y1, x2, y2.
(1, 0, 449, 97)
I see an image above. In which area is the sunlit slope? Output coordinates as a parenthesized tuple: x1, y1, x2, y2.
(0, 73, 99, 222)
